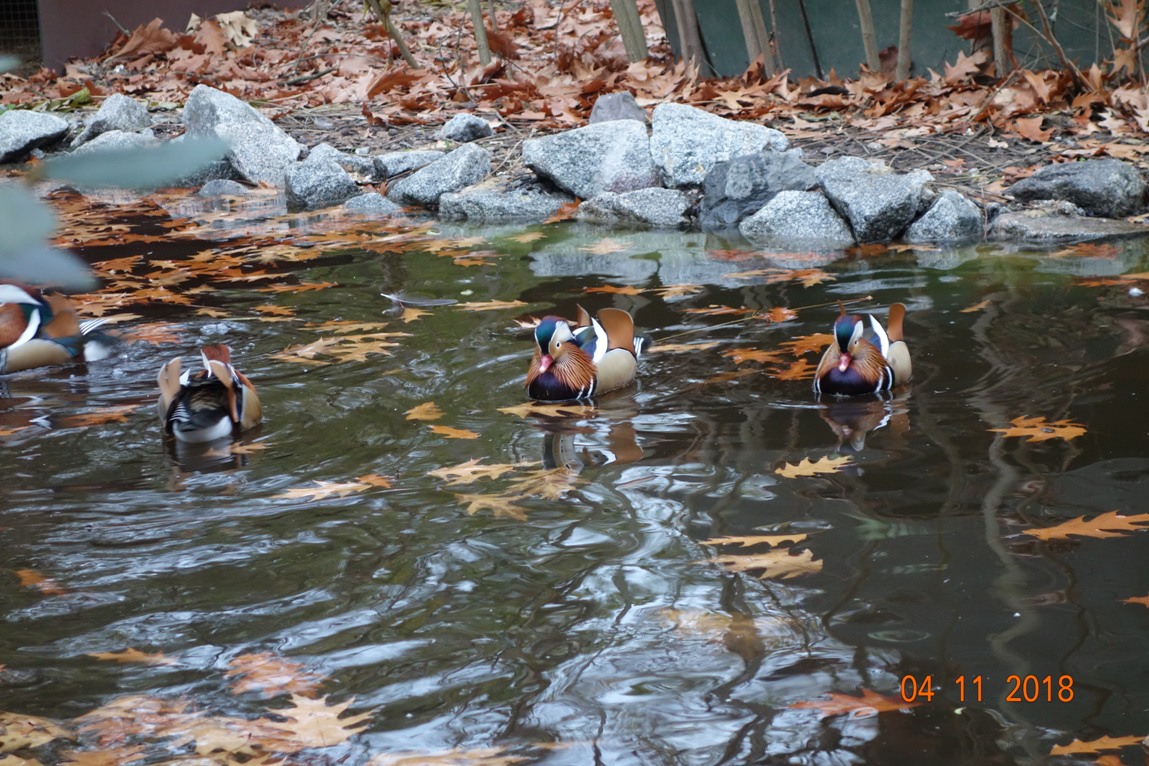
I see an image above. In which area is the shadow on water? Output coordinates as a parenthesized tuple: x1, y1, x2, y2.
(1, 194, 1149, 764)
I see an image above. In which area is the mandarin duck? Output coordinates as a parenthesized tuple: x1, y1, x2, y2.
(526, 306, 644, 401)
(157, 344, 262, 443)
(0, 283, 114, 374)
(813, 302, 912, 397)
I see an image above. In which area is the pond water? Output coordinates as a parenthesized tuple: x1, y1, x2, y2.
(2, 189, 1149, 765)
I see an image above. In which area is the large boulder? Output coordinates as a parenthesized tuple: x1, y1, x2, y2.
(1007, 159, 1146, 218)
(816, 157, 933, 243)
(576, 188, 691, 229)
(650, 103, 788, 188)
(388, 143, 490, 206)
(522, 120, 659, 200)
(904, 190, 984, 243)
(182, 84, 302, 186)
(69, 129, 158, 156)
(0, 110, 69, 163)
(700, 149, 817, 230)
(739, 190, 855, 247)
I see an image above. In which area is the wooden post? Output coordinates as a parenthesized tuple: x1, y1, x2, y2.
(855, 0, 881, 71)
(610, 0, 648, 62)
(896, 0, 913, 79)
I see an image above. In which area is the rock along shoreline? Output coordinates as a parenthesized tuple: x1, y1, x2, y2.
(2, 85, 1147, 248)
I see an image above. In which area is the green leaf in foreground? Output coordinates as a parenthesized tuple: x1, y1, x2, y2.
(40, 137, 229, 189)
(0, 186, 94, 289)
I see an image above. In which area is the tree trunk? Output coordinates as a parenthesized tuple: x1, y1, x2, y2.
(610, 0, 648, 62)
(466, 0, 491, 66)
(364, 0, 420, 69)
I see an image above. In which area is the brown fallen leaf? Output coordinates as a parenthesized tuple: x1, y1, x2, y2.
(428, 425, 480, 440)
(455, 493, 528, 521)
(1048, 734, 1145, 756)
(790, 689, 920, 719)
(261, 694, 371, 750)
(367, 746, 529, 766)
(0, 711, 74, 751)
(583, 284, 643, 295)
(775, 456, 852, 478)
(990, 415, 1086, 442)
(15, 568, 68, 596)
(88, 648, 178, 666)
(428, 459, 520, 485)
(710, 548, 822, 580)
(405, 402, 444, 421)
(1122, 594, 1149, 607)
(1022, 510, 1149, 541)
(400, 307, 430, 323)
(961, 299, 992, 313)
(225, 652, 325, 699)
(702, 534, 809, 548)
(455, 300, 530, 312)
(648, 341, 722, 354)
(780, 332, 834, 357)
(58, 405, 141, 429)
(772, 358, 815, 381)
(722, 348, 784, 365)
(579, 238, 628, 255)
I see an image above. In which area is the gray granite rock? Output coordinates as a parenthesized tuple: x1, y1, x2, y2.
(522, 119, 659, 200)
(306, 142, 378, 180)
(739, 190, 855, 247)
(589, 92, 648, 124)
(0, 110, 69, 163)
(197, 179, 250, 197)
(650, 103, 788, 188)
(388, 143, 490, 206)
(1008, 159, 1147, 218)
(436, 113, 493, 143)
(989, 201, 1149, 242)
(374, 150, 445, 178)
(577, 187, 691, 228)
(183, 84, 302, 186)
(700, 148, 817, 230)
(71, 94, 152, 147)
(440, 179, 574, 222)
(817, 157, 933, 243)
(344, 192, 404, 215)
(285, 159, 359, 211)
(69, 129, 158, 156)
(904, 190, 984, 243)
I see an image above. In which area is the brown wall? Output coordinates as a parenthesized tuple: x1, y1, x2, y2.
(37, 0, 308, 70)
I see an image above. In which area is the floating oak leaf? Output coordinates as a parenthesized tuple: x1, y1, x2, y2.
(1048, 735, 1145, 756)
(775, 456, 852, 478)
(990, 415, 1086, 443)
(455, 493, 528, 521)
(1121, 594, 1149, 607)
(961, 299, 992, 313)
(401, 307, 430, 323)
(1022, 510, 1149, 541)
(428, 459, 519, 485)
(0, 711, 74, 751)
(702, 534, 809, 548)
(771, 358, 815, 381)
(790, 689, 919, 719)
(780, 333, 834, 357)
(59, 405, 141, 429)
(583, 284, 643, 295)
(15, 569, 67, 596)
(88, 649, 178, 666)
(710, 548, 822, 580)
(648, 341, 722, 354)
(273, 475, 388, 501)
(404, 402, 444, 421)
(722, 348, 784, 365)
(428, 425, 480, 440)
(497, 401, 592, 419)
(262, 695, 370, 750)
(225, 652, 325, 699)
(367, 746, 529, 766)
(455, 300, 529, 312)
